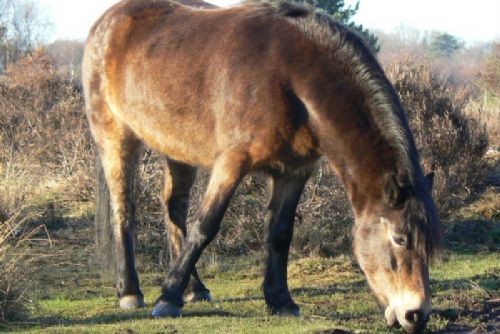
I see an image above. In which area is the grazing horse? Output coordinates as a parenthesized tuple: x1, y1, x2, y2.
(82, 1, 440, 333)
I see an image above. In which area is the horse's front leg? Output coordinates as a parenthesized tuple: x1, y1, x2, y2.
(161, 158, 211, 303)
(152, 149, 250, 317)
(264, 172, 310, 316)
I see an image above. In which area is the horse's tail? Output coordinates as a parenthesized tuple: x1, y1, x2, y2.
(94, 151, 115, 278)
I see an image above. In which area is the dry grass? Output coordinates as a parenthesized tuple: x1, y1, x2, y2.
(465, 94, 500, 147)
(0, 206, 47, 324)
(458, 189, 500, 221)
(0, 50, 94, 205)
(0, 50, 94, 231)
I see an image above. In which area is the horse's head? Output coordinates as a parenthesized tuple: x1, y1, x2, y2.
(352, 172, 439, 333)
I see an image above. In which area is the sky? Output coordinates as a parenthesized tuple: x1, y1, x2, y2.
(37, 0, 500, 43)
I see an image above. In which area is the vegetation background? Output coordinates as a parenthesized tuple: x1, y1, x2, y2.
(0, 0, 498, 332)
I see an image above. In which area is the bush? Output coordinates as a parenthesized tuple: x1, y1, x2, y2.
(0, 50, 94, 209)
(387, 59, 489, 213)
(0, 50, 86, 323)
(0, 208, 44, 324)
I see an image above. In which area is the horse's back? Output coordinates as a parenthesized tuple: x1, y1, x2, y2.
(83, 0, 319, 169)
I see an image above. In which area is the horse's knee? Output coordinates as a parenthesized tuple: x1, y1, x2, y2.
(187, 220, 218, 248)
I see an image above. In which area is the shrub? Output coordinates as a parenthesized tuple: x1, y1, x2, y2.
(0, 50, 94, 206)
(476, 42, 500, 145)
(0, 208, 43, 323)
(0, 50, 80, 323)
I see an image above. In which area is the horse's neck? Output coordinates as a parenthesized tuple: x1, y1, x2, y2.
(329, 148, 387, 218)
(302, 94, 394, 216)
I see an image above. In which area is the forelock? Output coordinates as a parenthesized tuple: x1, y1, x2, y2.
(403, 192, 441, 261)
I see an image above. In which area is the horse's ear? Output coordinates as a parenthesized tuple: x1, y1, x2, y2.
(425, 172, 435, 190)
(384, 174, 406, 209)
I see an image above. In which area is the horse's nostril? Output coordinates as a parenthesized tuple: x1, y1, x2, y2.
(405, 309, 423, 324)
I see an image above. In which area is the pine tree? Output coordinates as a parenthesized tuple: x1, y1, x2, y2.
(302, 0, 380, 53)
(429, 32, 462, 58)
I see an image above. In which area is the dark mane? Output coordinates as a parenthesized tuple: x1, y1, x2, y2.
(405, 181, 441, 260)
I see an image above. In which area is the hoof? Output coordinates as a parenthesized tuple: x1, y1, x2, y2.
(152, 301, 182, 318)
(184, 290, 212, 303)
(119, 295, 146, 309)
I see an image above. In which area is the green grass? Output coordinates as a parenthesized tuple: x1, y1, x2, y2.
(2, 249, 498, 333)
(1, 199, 498, 334)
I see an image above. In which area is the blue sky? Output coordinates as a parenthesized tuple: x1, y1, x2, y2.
(38, 0, 500, 43)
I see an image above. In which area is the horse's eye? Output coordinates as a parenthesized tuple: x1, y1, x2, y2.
(392, 235, 407, 246)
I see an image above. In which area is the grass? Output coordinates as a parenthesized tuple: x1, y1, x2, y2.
(1, 164, 498, 333)
(1, 210, 498, 334)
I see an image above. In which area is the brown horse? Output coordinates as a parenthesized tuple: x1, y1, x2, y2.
(82, 1, 440, 332)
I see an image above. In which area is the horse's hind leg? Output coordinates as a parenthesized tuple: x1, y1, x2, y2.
(264, 173, 310, 316)
(89, 105, 144, 309)
(161, 159, 211, 302)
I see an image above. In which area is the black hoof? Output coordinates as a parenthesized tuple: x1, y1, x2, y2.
(184, 290, 212, 303)
(152, 301, 182, 318)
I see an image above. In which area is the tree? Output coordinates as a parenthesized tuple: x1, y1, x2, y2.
(429, 32, 462, 58)
(0, 0, 48, 72)
(302, 0, 380, 53)
(46, 40, 85, 80)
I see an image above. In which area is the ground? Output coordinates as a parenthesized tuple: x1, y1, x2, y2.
(2, 207, 499, 334)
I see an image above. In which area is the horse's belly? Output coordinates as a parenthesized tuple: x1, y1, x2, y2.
(117, 100, 218, 167)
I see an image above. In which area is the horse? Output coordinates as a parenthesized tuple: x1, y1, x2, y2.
(82, 1, 440, 333)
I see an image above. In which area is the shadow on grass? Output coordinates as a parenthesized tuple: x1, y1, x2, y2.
(431, 272, 500, 293)
(291, 279, 367, 297)
(430, 272, 499, 334)
(432, 298, 500, 333)
(219, 296, 263, 303)
(25, 278, 373, 331)
(217, 279, 368, 303)
(26, 307, 242, 331)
